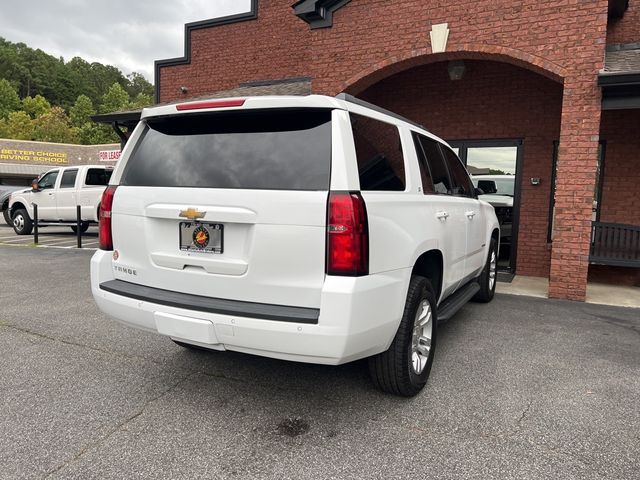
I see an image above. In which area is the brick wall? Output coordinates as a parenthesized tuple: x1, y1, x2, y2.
(607, 0, 640, 44)
(158, 0, 311, 103)
(587, 109, 640, 287)
(599, 110, 640, 225)
(157, 0, 613, 300)
(358, 60, 562, 277)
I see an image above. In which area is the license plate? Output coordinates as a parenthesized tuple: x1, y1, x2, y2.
(179, 222, 223, 253)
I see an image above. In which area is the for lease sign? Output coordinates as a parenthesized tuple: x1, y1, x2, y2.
(98, 150, 121, 162)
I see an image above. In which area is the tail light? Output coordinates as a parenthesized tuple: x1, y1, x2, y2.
(99, 186, 117, 250)
(326, 191, 369, 276)
(176, 99, 245, 111)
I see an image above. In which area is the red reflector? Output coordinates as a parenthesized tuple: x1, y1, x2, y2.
(99, 185, 117, 250)
(326, 192, 369, 276)
(175, 99, 246, 111)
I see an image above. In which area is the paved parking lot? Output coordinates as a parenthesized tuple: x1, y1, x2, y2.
(0, 223, 98, 249)
(1, 246, 639, 479)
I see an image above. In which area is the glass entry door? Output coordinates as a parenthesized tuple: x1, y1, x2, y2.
(449, 140, 523, 272)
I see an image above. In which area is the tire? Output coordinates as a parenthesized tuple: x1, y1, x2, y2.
(12, 208, 33, 235)
(368, 276, 438, 397)
(473, 237, 498, 303)
(3, 208, 10, 226)
(71, 222, 90, 233)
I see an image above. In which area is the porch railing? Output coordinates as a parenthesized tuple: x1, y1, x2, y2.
(590, 222, 640, 267)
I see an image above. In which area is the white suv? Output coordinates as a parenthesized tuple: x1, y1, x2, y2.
(91, 94, 499, 396)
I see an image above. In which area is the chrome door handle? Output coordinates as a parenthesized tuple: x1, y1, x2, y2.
(436, 211, 449, 220)
(465, 211, 476, 218)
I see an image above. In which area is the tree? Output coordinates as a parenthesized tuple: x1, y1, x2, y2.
(100, 82, 130, 114)
(4, 111, 34, 140)
(69, 94, 95, 127)
(22, 94, 51, 118)
(0, 78, 21, 119)
(126, 72, 154, 98)
(33, 106, 77, 143)
(77, 122, 117, 145)
(130, 92, 153, 109)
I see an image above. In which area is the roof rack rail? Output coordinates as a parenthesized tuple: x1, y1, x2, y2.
(335, 93, 426, 130)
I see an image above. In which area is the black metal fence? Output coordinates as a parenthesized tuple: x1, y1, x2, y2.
(590, 221, 640, 267)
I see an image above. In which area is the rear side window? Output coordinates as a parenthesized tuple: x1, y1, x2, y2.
(441, 147, 474, 197)
(412, 133, 434, 194)
(415, 135, 451, 195)
(121, 109, 332, 190)
(86, 169, 112, 186)
(350, 113, 405, 191)
(60, 169, 78, 188)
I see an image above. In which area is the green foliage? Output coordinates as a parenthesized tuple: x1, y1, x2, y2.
(4, 110, 34, 140)
(130, 92, 153, 109)
(69, 94, 95, 127)
(33, 106, 77, 144)
(0, 78, 21, 119)
(22, 94, 51, 118)
(77, 122, 117, 145)
(126, 72, 154, 98)
(100, 82, 131, 114)
(0, 37, 155, 144)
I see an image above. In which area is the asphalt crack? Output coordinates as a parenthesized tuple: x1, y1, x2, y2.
(1, 322, 191, 372)
(42, 371, 198, 478)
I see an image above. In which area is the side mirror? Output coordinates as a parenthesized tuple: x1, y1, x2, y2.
(477, 180, 498, 194)
(31, 179, 40, 192)
(474, 187, 485, 196)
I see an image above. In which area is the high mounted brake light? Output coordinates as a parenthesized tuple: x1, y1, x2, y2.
(99, 186, 117, 250)
(326, 192, 369, 276)
(175, 99, 246, 111)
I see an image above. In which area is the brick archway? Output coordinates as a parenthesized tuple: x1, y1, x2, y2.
(337, 44, 567, 95)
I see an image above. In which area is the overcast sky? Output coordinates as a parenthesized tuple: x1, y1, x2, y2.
(0, 0, 252, 83)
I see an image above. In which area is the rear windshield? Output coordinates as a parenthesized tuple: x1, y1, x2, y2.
(121, 109, 332, 190)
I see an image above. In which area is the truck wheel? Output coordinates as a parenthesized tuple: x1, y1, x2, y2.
(71, 222, 90, 233)
(12, 209, 33, 235)
(368, 276, 437, 397)
(473, 238, 498, 303)
(3, 208, 10, 226)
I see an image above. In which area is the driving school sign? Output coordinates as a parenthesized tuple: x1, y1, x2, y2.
(0, 148, 68, 164)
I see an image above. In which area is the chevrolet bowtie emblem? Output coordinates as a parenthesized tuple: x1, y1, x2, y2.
(179, 208, 206, 220)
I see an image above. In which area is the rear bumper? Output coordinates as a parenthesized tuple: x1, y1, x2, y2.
(90, 250, 410, 365)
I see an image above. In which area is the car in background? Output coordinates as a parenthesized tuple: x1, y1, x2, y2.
(1, 185, 25, 226)
(471, 175, 514, 244)
(8, 165, 112, 235)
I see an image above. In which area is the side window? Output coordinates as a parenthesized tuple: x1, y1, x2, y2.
(85, 168, 112, 186)
(441, 146, 474, 197)
(60, 169, 78, 189)
(350, 113, 406, 191)
(417, 135, 452, 195)
(38, 171, 59, 190)
(411, 132, 434, 194)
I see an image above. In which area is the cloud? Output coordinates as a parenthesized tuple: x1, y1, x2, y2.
(0, 0, 252, 82)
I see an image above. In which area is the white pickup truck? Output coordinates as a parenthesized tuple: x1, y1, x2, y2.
(8, 165, 112, 235)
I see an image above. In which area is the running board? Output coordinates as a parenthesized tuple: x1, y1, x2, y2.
(437, 281, 480, 322)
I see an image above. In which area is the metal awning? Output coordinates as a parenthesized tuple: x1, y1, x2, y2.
(599, 44, 640, 110)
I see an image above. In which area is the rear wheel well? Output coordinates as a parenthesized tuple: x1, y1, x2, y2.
(411, 250, 443, 300)
(491, 228, 499, 243)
